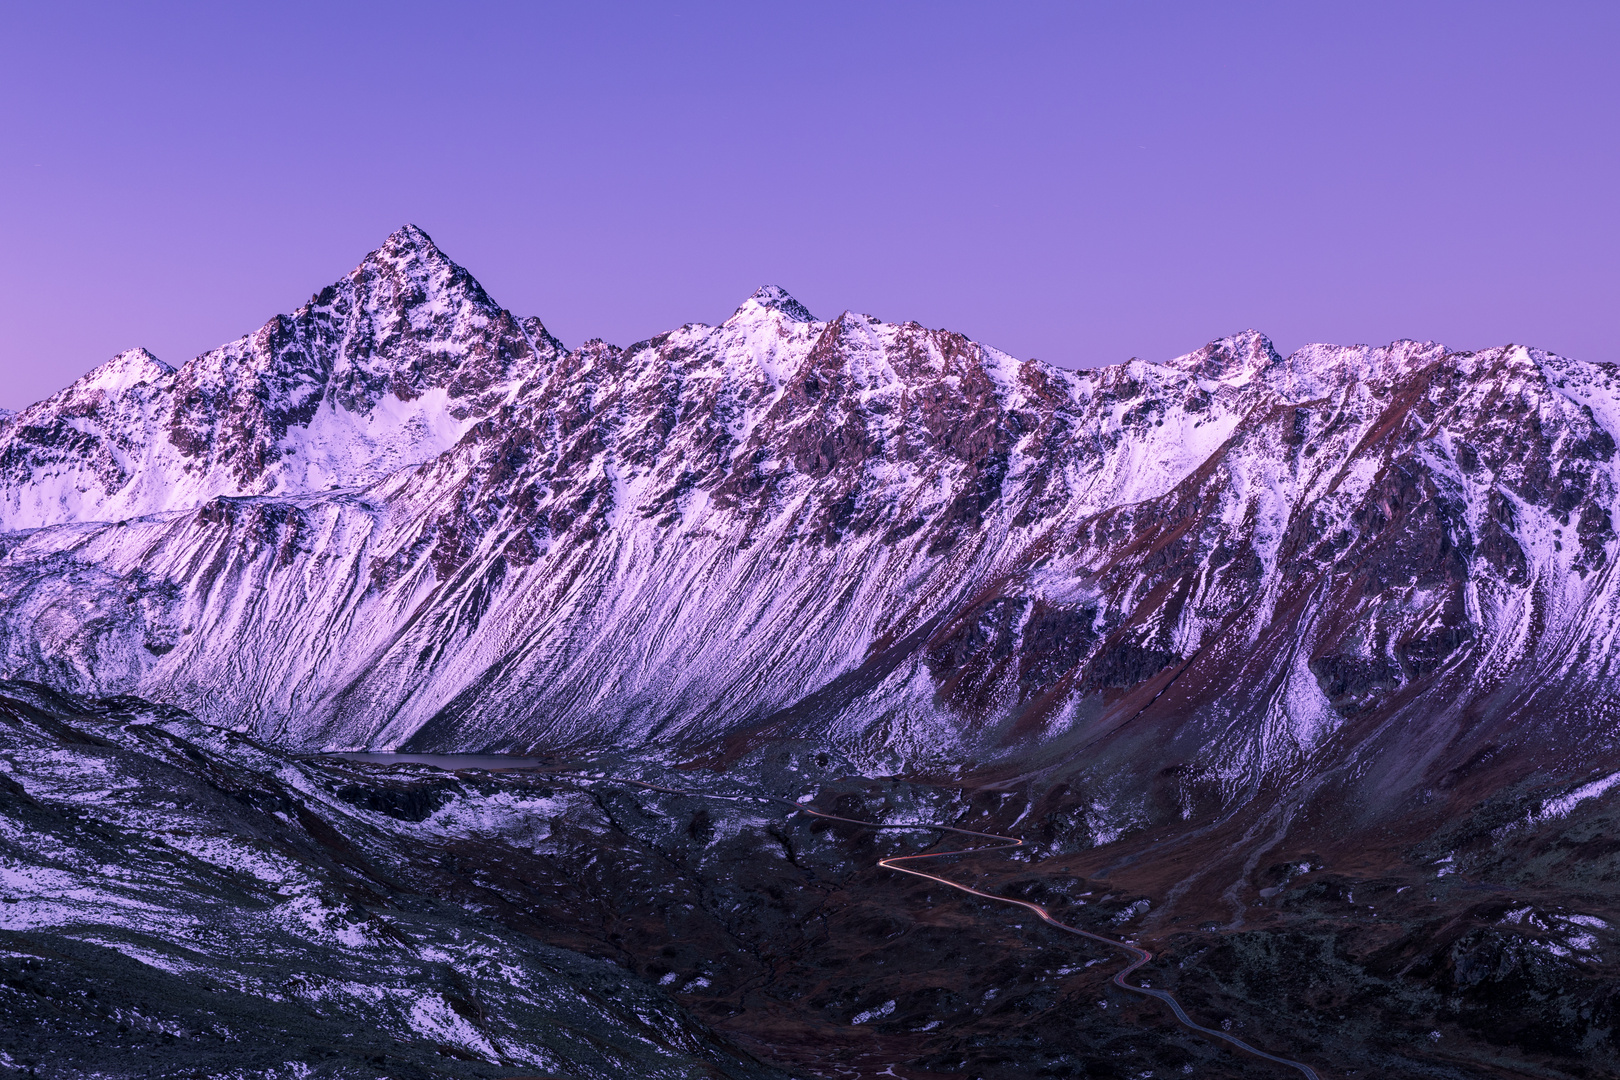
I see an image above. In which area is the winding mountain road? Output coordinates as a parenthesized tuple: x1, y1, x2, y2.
(623, 779, 1323, 1079)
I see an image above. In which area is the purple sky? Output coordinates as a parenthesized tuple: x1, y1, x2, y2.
(2, 2, 1616, 409)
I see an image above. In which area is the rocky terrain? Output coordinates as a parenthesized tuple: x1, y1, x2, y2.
(0, 681, 789, 1079)
(4, 226, 1620, 1076)
(4, 683, 1620, 1079)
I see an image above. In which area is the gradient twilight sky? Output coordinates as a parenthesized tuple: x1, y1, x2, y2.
(1, 2, 1616, 409)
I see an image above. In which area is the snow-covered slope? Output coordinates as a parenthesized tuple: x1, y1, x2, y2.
(2, 227, 1617, 809)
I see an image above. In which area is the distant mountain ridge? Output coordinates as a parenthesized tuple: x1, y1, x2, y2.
(2, 225, 1618, 833)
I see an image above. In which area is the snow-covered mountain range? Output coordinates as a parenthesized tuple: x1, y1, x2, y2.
(3, 225, 1618, 805)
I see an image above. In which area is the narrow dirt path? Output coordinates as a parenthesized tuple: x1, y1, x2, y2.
(623, 778, 1324, 1079)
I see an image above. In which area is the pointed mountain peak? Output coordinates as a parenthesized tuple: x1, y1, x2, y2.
(729, 285, 815, 324)
(110, 346, 173, 373)
(76, 348, 175, 395)
(1168, 329, 1281, 385)
(380, 223, 442, 259)
(324, 224, 498, 316)
(351, 223, 463, 283)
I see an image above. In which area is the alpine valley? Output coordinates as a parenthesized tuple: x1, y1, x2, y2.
(4, 227, 1620, 1079)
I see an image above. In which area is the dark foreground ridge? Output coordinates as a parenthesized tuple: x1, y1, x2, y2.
(629, 777, 1322, 1078)
(5, 682, 1620, 1078)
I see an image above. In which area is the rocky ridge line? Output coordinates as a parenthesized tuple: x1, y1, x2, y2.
(0, 227, 1616, 841)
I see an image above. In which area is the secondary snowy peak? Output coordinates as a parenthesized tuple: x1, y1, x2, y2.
(81, 347, 175, 393)
(19, 346, 176, 409)
(1259, 338, 1449, 400)
(1159, 330, 1472, 404)
(728, 284, 816, 324)
(1165, 329, 1281, 386)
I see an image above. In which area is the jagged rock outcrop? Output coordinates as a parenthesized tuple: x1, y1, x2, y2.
(2, 226, 1617, 813)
